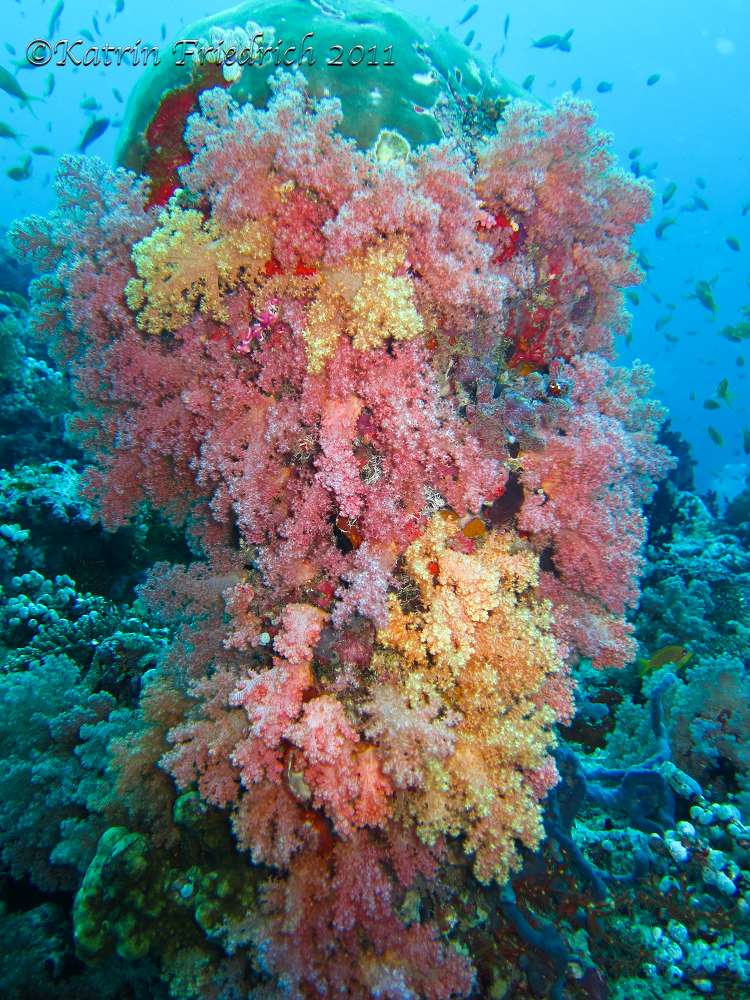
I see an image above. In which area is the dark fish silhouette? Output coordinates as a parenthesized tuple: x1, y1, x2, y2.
(458, 4, 479, 25)
(655, 217, 677, 239)
(533, 34, 561, 49)
(6, 155, 31, 181)
(78, 117, 110, 153)
(48, 0, 64, 37)
(0, 65, 40, 112)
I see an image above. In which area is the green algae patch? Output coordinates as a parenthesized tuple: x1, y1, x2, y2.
(73, 797, 263, 991)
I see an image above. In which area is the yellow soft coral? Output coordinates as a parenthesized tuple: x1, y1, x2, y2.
(302, 282, 347, 375)
(302, 239, 423, 373)
(377, 512, 566, 885)
(348, 242, 423, 351)
(125, 204, 272, 334)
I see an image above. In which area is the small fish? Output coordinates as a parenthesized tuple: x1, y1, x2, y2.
(628, 146, 643, 159)
(6, 155, 31, 181)
(93, 14, 101, 36)
(571, 76, 582, 94)
(744, 428, 750, 455)
(48, 0, 64, 37)
(703, 399, 720, 410)
(694, 280, 718, 317)
(637, 250, 654, 272)
(80, 96, 101, 112)
(596, 81, 613, 93)
(625, 290, 640, 306)
(625, 331, 633, 347)
(78, 116, 110, 153)
(31, 144, 53, 155)
(112, 87, 123, 103)
(655, 314, 672, 330)
(533, 34, 562, 49)
(458, 4, 479, 25)
(655, 216, 677, 239)
(557, 29, 574, 53)
(462, 516, 487, 539)
(161, 23, 167, 41)
(662, 181, 677, 205)
(717, 377, 732, 403)
(503, 14, 510, 39)
(726, 236, 741, 252)
(115, 0, 125, 13)
(646, 73, 661, 86)
(651, 291, 663, 304)
(693, 195, 709, 211)
(742, 201, 750, 217)
(696, 176, 707, 190)
(0, 121, 22, 142)
(638, 645, 692, 677)
(721, 324, 747, 342)
(4, 44, 16, 56)
(0, 65, 39, 112)
(80, 28, 95, 43)
(522, 74, 535, 92)
(664, 333, 680, 344)
(630, 160, 641, 178)
(44, 73, 55, 97)
(707, 426, 724, 446)
(463, 30, 475, 46)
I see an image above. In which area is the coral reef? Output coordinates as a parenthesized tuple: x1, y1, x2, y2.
(7, 69, 667, 995)
(0, 4, 699, 990)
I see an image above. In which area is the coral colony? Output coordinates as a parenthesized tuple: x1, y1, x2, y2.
(9, 3, 748, 997)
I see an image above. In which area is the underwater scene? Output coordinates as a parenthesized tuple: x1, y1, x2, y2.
(1, 0, 749, 997)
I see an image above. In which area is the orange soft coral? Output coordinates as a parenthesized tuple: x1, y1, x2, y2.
(376, 512, 569, 883)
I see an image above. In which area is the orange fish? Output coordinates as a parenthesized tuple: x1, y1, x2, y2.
(462, 516, 486, 539)
(335, 515, 363, 550)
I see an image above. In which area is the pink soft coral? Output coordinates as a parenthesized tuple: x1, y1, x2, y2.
(14, 72, 671, 999)
(517, 355, 671, 666)
(477, 96, 651, 364)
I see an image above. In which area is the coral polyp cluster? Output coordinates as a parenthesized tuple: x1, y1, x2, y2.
(377, 512, 567, 885)
(10, 67, 671, 996)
